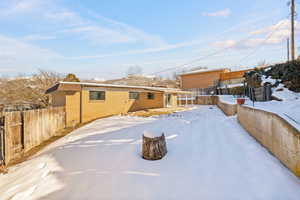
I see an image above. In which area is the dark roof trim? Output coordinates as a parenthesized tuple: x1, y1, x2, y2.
(46, 82, 190, 94)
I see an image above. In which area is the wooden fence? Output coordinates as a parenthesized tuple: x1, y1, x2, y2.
(246, 85, 272, 102)
(0, 107, 65, 165)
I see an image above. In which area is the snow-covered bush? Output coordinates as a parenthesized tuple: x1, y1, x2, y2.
(265, 61, 300, 92)
(244, 69, 263, 88)
(245, 61, 300, 92)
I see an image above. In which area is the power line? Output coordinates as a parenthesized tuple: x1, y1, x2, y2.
(236, 18, 288, 66)
(149, 17, 288, 76)
(149, 33, 267, 75)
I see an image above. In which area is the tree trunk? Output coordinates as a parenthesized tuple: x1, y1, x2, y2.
(142, 133, 167, 160)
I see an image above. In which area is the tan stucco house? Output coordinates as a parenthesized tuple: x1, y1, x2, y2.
(219, 69, 252, 88)
(179, 68, 255, 90)
(179, 68, 230, 90)
(46, 82, 187, 127)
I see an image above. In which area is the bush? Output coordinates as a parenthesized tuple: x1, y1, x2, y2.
(244, 68, 263, 88)
(266, 61, 300, 92)
(230, 86, 245, 96)
(244, 61, 300, 92)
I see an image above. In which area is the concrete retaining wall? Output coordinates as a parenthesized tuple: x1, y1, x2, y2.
(217, 100, 237, 116)
(237, 105, 300, 177)
(196, 95, 300, 177)
(196, 96, 218, 105)
(195, 96, 237, 116)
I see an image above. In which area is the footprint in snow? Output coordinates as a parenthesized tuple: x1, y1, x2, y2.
(37, 162, 46, 169)
(10, 185, 37, 200)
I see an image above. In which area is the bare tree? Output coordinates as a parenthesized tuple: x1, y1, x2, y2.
(257, 60, 267, 68)
(0, 70, 62, 108)
(31, 70, 62, 107)
(127, 65, 143, 76)
(63, 73, 80, 82)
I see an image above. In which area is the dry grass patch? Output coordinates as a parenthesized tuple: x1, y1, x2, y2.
(128, 107, 188, 117)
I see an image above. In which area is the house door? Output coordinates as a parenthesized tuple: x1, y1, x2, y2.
(165, 94, 172, 107)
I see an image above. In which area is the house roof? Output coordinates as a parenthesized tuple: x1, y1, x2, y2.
(179, 68, 230, 76)
(46, 81, 191, 94)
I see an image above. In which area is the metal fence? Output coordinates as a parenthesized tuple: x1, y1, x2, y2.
(178, 94, 197, 106)
(187, 87, 218, 96)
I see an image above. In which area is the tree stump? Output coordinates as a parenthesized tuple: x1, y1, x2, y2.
(142, 132, 167, 160)
(0, 165, 8, 174)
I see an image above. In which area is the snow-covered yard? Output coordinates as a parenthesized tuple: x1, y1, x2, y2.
(219, 86, 300, 131)
(1, 106, 300, 200)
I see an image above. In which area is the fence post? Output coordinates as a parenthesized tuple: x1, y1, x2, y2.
(0, 115, 4, 165)
(21, 111, 25, 150)
(185, 95, 188, 106)
(266, 85, 272, 101)
(251, 88, 255, 107)
(191, 94, 194, 105)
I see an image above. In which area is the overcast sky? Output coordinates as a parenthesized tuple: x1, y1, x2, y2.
(0, 0, 297, 79)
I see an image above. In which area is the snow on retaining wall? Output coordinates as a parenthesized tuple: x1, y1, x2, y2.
(195, 96, 237, 116)
(217, 98, 237, 116)
(237, 105, 300, 177)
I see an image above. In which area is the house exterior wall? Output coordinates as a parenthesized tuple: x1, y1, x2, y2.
(81, 89, 129, 122)
(129, 92, 164, 112)
(81, 89, 165, 123)
(162, 93, 178, 108)
(218, 69, 250, 87)
(220, 69, 250, 81)
(220, 78, 245, 86)
(180, 70, 228, 89)
(51, 91, 66, 107)
(171, 94, 178, 107)
(65, 91, 81, 127)
(51, 88, 172, 126)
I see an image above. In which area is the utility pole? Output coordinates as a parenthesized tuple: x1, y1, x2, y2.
(287, 38, 290, 61)
(291, 0, 296, 60)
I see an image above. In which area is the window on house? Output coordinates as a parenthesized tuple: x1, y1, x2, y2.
(147, 93, 155, 100)
(129, 92, 139, 100)
(89, 91, 105, 100)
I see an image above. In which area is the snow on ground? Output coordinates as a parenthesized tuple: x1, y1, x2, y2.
(244, 84, 300, 131)
(219, 83, 244, 89)
(218, 76, 300, 130)
(218, 95, 240, 105)
(1, 106, 300, 200)
(272, 84, 300, 101)
(261, 75, 277, 85)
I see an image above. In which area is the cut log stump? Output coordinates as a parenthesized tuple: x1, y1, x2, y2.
(0, 165, 8, 174)
(142, 132, 167, 160)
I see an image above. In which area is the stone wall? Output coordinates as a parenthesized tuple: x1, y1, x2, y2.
(237, 105, 300, 178)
